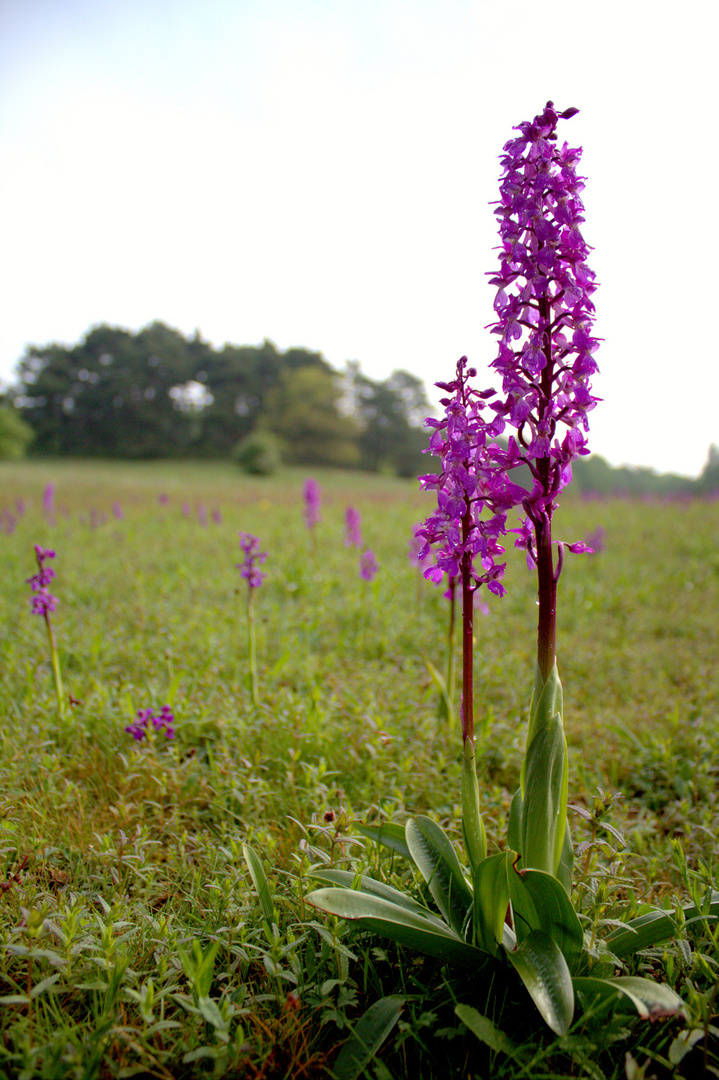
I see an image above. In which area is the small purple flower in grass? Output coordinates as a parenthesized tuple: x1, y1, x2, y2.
(359, 549, 378, 581)
(112, 501, 124, 521)
(158, 493, 169, 506)
(344, 506, 362, 547)
(26, 544, 64, 720)
(125, 705, 175, 742)
(304, 479, 321, 530)
(43, 484, 55, 518)
(237, 532, 268, 589)
(237, 532, 267, 705)
(212, 508, 222, 525)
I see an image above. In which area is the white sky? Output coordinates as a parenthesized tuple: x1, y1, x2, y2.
(1, 0, 716, 477)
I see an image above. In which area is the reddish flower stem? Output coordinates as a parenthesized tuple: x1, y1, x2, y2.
(461, 510, 474, 744)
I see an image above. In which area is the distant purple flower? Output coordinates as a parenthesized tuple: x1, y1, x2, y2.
(125, 704, 175, 741)
(212, 508, 222, 524)
(344, 506, 362, 547)
(27, 545, 59, 616)
(158, 493, 169, 506)
(304, 479, 321, 530)
(112, 501, 124, 520)
(237, 532, 267, 589)
(43, 484, 55, 519)
(359, 549, 378, 581)
(1, 510, 17, 536)
(585, 526, 605, 553)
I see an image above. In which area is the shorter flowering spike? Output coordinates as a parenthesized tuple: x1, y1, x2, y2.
(344, 506, 362, 547)
(359, 549, 378, 581)
(303, 479, 321, 529)
(237, 532, 268, 589)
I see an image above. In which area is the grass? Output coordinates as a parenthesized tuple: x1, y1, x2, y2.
(0, 458, 717, 1078)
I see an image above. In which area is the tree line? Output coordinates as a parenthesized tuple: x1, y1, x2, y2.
(5, 322, 432, 475)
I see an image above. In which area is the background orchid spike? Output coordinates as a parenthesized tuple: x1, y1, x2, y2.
(237, 532, 267, 589)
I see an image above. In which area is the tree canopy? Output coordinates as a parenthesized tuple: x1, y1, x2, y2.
(9, 322, 433, 473)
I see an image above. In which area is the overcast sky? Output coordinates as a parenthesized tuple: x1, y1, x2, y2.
(1, 0, 716, 477)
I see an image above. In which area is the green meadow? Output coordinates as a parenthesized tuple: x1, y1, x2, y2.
(0, 459, 717, 1079)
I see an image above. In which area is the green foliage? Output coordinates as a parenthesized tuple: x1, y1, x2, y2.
(232, 429, 282, 474)
(0, 404, 34, 459)
(11, 324, 432, 472)
(262, 366, 361, 467)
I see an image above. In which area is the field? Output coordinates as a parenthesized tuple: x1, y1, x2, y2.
(0, 459, 717, 1079)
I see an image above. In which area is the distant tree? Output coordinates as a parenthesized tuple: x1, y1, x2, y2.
(13, 322, 205, 457)
(349, 366, 432, 477)
(262, 366, 361, 467)
(696, 443, 719, 494)
(0, 405, 34, 459)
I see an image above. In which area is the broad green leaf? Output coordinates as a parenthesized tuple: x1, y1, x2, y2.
(508, 866, 583, 974)
(573, 976, 687, 1020)
(520, 719, 567, 875)
(455, 1004, 522, 1060)
(405, 816, 473, 938)
(243, 844, 275, 924)
(307, 869, 445, 925)
(306, 887, 489, 970)
(523, 662, 563, 768)
(461, 737, 487, 874)
(605, 891, 719, 958)
(473, 852, 511, 955)
(356, 822, 412, 864)
(333, 995, 404, 1080)
(504, 929, 574, 1035)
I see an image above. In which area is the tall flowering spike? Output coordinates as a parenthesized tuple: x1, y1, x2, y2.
(486, 102, 599, 677)
(488, 101, 599, 512)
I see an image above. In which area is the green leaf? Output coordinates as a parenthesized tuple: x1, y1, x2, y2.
(520, 718, 567, 876)
(243, 843, 275, 924)
(405, 816, 473, 938)
(508, 866, 583, 974)
(473, 852, 511, 955)
(507, 788, 523, 857)
(356, 822, 413, 864)
(461, 737, 487, 874)
(198, 996, 230, 1038)
(605, 891, 719, 958)
(306, 887, 489, 971)
(524, 662, 563, 757)
(556, 820, 574, 897)
(455, 1004, 522, 1060)
(504, 929, 574, 1035)
(333, 995, 404, 1080)
(573, 976, 687, 1020)
(426, 660, 455, 726)
(307, 868, 445, 923)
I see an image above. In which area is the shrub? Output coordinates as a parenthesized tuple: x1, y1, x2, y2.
(232, 430, 282, 475)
